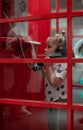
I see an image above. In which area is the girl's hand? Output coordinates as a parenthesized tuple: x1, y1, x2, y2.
(44, 56, 52, 67)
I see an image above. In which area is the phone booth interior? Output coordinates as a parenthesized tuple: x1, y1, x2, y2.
(0, 0, 83, 130)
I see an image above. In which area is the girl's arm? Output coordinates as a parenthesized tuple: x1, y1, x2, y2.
(45, 64, 65, 87)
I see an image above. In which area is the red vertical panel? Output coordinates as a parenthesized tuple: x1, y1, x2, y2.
(27, 0, 50, 104)
(27, 1, 50, 130)
(28, 0, 50, 54)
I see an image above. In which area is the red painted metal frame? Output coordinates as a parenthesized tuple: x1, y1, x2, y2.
(73, 84, 83, 88)
(67, 0, 73, 129)
(0, 0, 83, 130)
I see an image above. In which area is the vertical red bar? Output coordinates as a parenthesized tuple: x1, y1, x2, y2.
(0, 2, 4, 130)
(0, 0, 2, 54)
(0, 105, 3, 130)
(67, 0, 73, 130)
(67, 109, 73, 130)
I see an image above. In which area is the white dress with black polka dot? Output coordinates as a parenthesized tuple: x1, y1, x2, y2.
(45, 63, 67, 102)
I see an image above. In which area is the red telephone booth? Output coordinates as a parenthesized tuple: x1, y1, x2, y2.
(0, 0, 83, 130)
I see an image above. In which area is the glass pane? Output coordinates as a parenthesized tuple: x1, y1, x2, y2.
(0, 18, 67, 59)
(72, 0, 83, 11)
(72, 17, 83, 58)
(50, 0, 56, 12)
(72, 64, 83, 84)
(72, 17, 83, 35)
(2, 0, 28, 18)
(0, 104, 67, 130)
(59, 0, 67, 12)
(1, 21, 29, 37)
(0, 19, 50, 59)
(72, 38, 83, 58)
(0, 63, 44, 100)
(73, 87, 83, 104)
(59, 18, 67, 33)
(73, 110, 83, 130)
(50, 19, 56, 36)
(2, 0, 67, 17)
(2, 0, 50, 18)
(50, 18, 67, 36)
(50, 0, 67, 12)
(72, 64, 83, 104)
(0, 63, 67, 102)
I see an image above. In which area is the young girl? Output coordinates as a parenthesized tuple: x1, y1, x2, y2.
(43, 32, 67, 130)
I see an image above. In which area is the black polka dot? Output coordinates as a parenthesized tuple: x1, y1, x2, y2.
(61, 91, 65, 95)
(45, 83, 48, 87)
(57, 70, 62, 73)
(57, 64, 61, 67)
(48, 91, 51, 94)
(60, 85, 64, 89)
(56, 87, 60, 91)
(50, 98, 53, 101)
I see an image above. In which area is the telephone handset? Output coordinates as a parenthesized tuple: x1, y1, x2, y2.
(32, 49, 66, 71)
(53, 46, 66, 58)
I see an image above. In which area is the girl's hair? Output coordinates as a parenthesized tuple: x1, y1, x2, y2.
(54, 31, 67, 56)
(55, 31, 67, 48)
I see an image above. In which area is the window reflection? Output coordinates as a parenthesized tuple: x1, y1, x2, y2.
(72, 17, 83, 57)
(72, 0, 83, 10)
(73, 110, 83, 129)
(72, 17, 83, 35)
(50, 0, 67, 12)
(72, 64, 83, 104)
(1, 104, 67, 130)
(50, 0, 56, 12)
(1, 18, 67, 59)
(2, 0, 28, 18)
(50, 18, 67, 36)
(59, 0, 67, 12)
